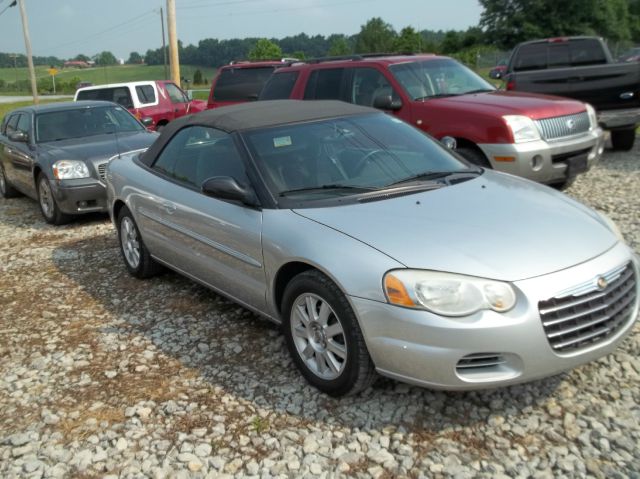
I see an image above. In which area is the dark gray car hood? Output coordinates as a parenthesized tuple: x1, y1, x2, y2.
(38, 131, 158, 163)
(293, 171, 617, 282)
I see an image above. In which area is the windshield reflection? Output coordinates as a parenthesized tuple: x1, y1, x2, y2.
(390, 58, 495, 100)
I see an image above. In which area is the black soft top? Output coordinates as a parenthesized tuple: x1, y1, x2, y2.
(140, 100, 376, 165)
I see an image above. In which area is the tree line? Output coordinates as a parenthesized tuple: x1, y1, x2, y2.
(1, 0, 640, 70)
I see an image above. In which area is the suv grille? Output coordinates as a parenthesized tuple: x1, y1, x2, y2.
(539, 262, 637, 353)
(536, 112, 590, 141)
(97, 162, 107, 182)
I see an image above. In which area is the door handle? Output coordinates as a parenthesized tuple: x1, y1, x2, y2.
(162, 201, 177, 214)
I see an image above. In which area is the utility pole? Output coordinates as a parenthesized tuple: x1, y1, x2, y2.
(166, 0, 180, 87)
(160, 7, 168, 80)
(17, 0, 38, 104)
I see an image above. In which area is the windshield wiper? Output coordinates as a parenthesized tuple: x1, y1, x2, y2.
(385, 169, 480, 188)
(464, 88, 495, 94)
(414, 93, 456, 100)
(279, 184, 378, 197)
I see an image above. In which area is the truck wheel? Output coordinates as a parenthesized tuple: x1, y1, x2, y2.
(610, 128, 636, 151)
(456, 147, 492, 168)
(0, 163, 19, 198)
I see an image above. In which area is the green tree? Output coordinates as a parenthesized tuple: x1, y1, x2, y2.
(193, 69, 203, 85)
(94, 51, 117, 66)
(127, 51, 143, 64)
(355, 17, 397, 53)
(393, 27, 423, 53)
(480, 0, 632, 49)
(248, 39, 282, 60)
(328, 36, 351, 56)
(73, 53, 90, 62)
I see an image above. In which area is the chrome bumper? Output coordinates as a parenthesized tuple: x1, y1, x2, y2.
(598, 107, 640, 129)
(352, 242, 638, 390)
(478, 127, 604, 184)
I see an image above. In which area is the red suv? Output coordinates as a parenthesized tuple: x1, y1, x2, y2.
(75, 80, 206, 131)
(259, 54, 605, 187)
(207, 60, 293, 109)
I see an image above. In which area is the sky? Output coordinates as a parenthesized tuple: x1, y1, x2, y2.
(0, 0, 482, 60)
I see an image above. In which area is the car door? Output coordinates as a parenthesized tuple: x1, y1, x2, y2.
(138, 125, 266, 309)
(163, 82, 190, 120)
(5, 112, 36, 195)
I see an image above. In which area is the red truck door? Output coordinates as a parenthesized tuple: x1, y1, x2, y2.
(347, 67, 410, 123)
(163, 82, 190, 120)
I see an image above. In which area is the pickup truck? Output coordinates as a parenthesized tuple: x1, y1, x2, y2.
(75, 80, 206, 131)
(504, 36, 640, 151)
(260, 54, 604, 188)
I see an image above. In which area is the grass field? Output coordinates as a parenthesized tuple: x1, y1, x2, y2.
(0, 64, 217, 90)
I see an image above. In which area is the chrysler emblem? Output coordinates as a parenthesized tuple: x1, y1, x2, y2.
(566, 119, 576, 130)
(596, 276, 608, 290)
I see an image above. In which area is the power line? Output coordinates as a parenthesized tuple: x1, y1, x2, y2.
(178, 0, 266, 10)
(0, 0, 17, 17)
(180, 0, 382, 18)
(40, 9, 156, 53)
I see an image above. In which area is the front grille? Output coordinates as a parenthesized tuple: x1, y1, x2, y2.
(536, 111, 590, 141)
(97, 162, 107, 182)
(456, 353, 506, 371)
(539, 262, 637, 353)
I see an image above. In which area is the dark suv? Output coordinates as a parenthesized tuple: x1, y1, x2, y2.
(207, 60, 294, 109)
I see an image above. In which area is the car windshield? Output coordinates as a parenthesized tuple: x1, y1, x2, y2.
(35, 105, 144, 142)
(243, 113, 472, 203)
(390, 58, 495, 100)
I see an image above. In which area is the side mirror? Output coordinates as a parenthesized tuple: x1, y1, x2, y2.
(201, 176, 259, 206)
(373, 93, 402, 111)
(489, 69, 502, 80)
(141, 117, 154, 127)
(9, 131, 28, 143)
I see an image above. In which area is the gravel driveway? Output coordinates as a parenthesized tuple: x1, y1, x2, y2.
(1, 144, 638, 478)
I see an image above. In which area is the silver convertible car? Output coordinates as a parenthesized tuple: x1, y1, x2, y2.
(106, 100, 638, 396)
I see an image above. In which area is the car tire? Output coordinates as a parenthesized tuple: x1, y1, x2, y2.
(37, 173, 71, 225)
(117, 206, 163, 279)
(0, 163, 19, 198)
(610, 128, 636, 151)
(282, 270, 376, 397)
(456, 147, 492, 168)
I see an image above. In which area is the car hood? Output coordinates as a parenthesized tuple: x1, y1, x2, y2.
(38, 131, 158, 162)
(293, 172, 617, 282)
(424, 91, 586, 120)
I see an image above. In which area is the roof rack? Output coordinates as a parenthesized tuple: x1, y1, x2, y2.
(304, 52, 418, 64)
(228, 57, 300, 66)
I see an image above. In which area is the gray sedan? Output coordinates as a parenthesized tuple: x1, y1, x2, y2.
(107, 100, 639, 396)
(0, 101, 157, 224)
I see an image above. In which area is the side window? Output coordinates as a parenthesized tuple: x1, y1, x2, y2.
(351, 68, 396, 107)
(111, 87, 134, 109)
(16, 113, 30, 135)
(5, 114, 20, 136)
(152, 126, 249, 190)
(304, 68, 346, 100)
(259, 71, 299, 100)
(213, 67, 275, 101)
(164, 83, 187, 104)
(135, 85, 156, 104)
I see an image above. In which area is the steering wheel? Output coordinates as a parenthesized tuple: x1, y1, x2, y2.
(353, 149, 387, 175)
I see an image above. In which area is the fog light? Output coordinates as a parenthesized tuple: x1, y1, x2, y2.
(531, 155, 543, 171)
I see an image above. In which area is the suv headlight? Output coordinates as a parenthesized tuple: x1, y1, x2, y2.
(52, 160, 90, 179)
(503, 115, 541, 143)
(585, 103, 598, 129)
(384, 270, 516, 317)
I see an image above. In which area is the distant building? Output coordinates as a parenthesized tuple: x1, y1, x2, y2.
(63, 60, 90, 68)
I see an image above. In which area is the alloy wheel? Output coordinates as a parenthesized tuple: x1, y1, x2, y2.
(290, 293, 347, 380)
(120, 216, 141, 268)
(39, 178, 54, 219)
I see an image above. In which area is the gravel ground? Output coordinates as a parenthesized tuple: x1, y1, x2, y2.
(0, 144, 639, 479)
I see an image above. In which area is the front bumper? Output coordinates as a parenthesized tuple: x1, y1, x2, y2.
(50, 177, 108, 214)
(478, 127, 604, 184)
(598, 107, 640, 130)
(352, 242, 638, 390)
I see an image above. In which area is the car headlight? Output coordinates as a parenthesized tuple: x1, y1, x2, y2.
(597, 211, 624, 242)
(52, 160, 90, 180)
(503, 115, 541, 143)
(585, 103, 598, 129)
(384, 270, 517, 316)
